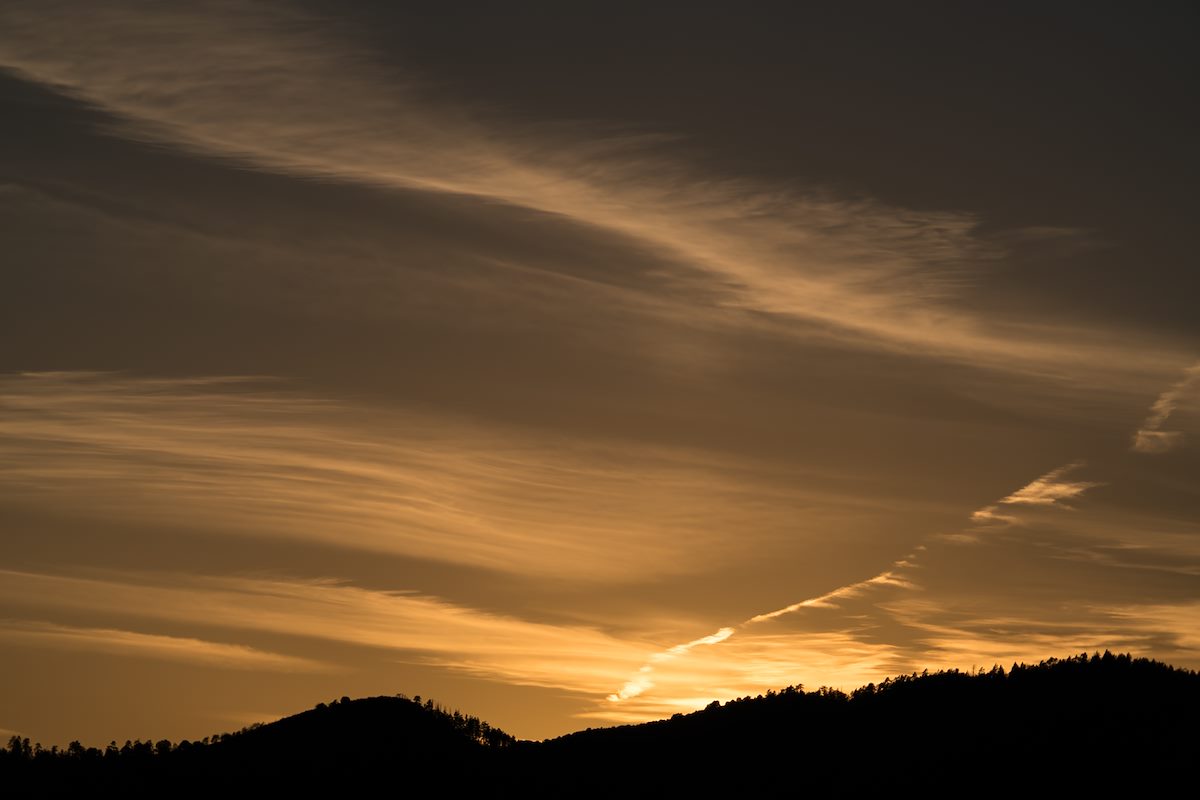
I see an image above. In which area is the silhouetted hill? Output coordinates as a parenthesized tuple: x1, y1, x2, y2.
(4, 652, 1197, 794)
(524, 651, 1199, 793)
(194, 694, 513, 789)
(1, 695, 511, 793)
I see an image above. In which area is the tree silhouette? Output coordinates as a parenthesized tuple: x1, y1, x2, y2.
(1, 653, 1195, 793)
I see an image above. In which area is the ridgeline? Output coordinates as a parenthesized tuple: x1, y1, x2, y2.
(4, 652, 1196, 794)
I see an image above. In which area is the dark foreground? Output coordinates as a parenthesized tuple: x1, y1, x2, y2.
(4, 652, 1196, 795)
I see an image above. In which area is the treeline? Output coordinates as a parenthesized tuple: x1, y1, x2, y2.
(2, 693, 513, 766)
(400, 695, 517, 749)
(527, 651, 1198, 793)
(0, 693, 513, 791)
(3, 652, 1197, 794)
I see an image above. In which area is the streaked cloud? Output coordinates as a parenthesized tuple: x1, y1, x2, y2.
(967, 505, 1019, 527)
(603, 447, 1154, 711)
(884, 602, 1134, 669)
(1103, 602, 1200, 652)
(588, 629, 905, 724)
(1, 2, 1197, 746)
(995, 462, 1099, 508)
(1132, 362, 1200, 453)
(0, 621, 327, 672)
(604, 416, 1181, 715)
(0, 1, 1188, 382)
(967, 462, 1101, 529)
(607, 627, 734, 702)
(608, 554, 919, 705)
(747, 563, 917, 622)
(4, 565, 910, 729)
(0, 372, 823, 581)
(0, 568, 648, 696)
(0, 565, 913, 727)
(883, 595, 1200, 672)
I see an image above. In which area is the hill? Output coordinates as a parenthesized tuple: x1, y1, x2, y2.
(1, 694, 512, 792)
(524, 650, 1199, 793)
(3, 652, 1197, 794)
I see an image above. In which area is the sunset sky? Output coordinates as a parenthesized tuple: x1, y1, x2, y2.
(2, 2, 1199, 744)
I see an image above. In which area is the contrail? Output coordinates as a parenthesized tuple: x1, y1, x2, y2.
(606, 627, 734, 701)
(605, 459, 1105, 703)
(607, 556, 917, 702)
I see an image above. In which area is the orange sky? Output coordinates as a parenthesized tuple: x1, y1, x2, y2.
(2, 2, 1198, 744)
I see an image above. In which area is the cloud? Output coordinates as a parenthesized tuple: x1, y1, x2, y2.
(1132, 362, 1200, 453)
(607, 627, 734, 702)
(608, 555, 918, 704)
(0, 621, 328, 672)
(603, 459, 1114, 710)
(0, 568, 649, 697)
(974, 462, 1101, 521)
(603, 454, 1129, 712)
(1102, 602, 1200, 653)
(882, 595, 1200, 670)
(588, 629, 905, 724)
(4, 3, 1197, 740)
(1132, 430, 1184, 454)
(0, 1, 1186, 379)
(747, 565, 916, 622)
(0, 565, 906, 725)
(884, 603, 1128, 668)
(968, 505, 1019, 526)
(998, 462, 1100, 507)
(0, 371, 816, 580)
(602, 374, 1200, 715)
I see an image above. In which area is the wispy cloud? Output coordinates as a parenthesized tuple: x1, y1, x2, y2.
(0, 565, 911, 725)
(1132, 362, 1200, 454)
(747, 564, 917, 622)
(882, 598, 1138, 667)
(0, 621, 327, 672)
(966, 506, 1019, 527)
(589, 629, 905, 723)
(0, 568, 649, 696)
(603, 460, 1109, 709)
(968, 462, 1100, 529)
(607, 552, 919, 704)
(3, 3, 1197, 740)
(993, 462, 1100, 509)
(607, 627, 734, 702)
(604, 435, 1158, 711)
(1102, 602, 1200, 653)
(0, 372, 819, 580)
(0, 2, 1185, 379)
(882, 595, 1200, 671)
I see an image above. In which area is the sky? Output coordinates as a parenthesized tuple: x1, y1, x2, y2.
(2, 1, 1199, 744)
